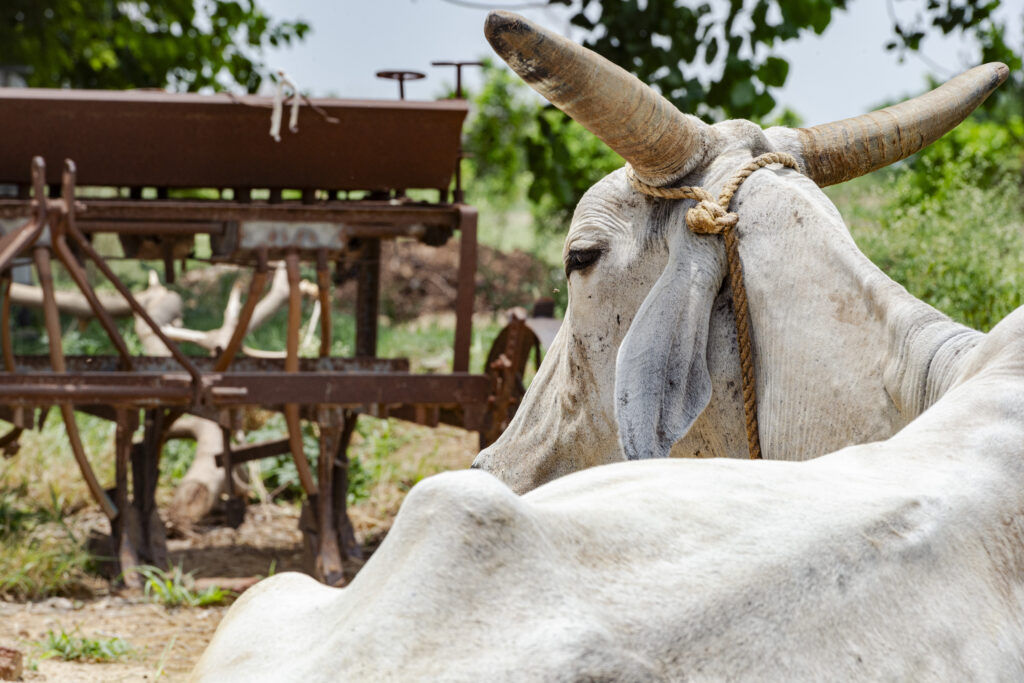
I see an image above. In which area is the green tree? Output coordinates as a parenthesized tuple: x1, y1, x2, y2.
(0, 0, 309, 92)
(467, 0, 1022, 226)
(556, 0, 847, 121)
(886, 0, 1022, 115)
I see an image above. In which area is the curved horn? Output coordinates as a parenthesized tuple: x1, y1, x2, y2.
(485, 10, 715, 187)
(798, 62, 1009, 186)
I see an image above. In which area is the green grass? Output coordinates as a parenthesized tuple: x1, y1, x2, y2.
(35, 627, 132, 663)
(828, 165, 1024, 332)
(134, 564, 234, 608)
(0, 483, 95, 600)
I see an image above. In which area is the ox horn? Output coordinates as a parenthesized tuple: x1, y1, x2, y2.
(797, 62, 1009, 186)
(484, 10, 715, 187)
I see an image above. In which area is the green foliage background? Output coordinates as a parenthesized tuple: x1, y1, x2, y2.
(0, 0, 309, 91)
(465, 0, 1023, 226)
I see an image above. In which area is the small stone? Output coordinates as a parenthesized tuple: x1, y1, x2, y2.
(0, 646, 23, 681)
(45, 597, 73, 611)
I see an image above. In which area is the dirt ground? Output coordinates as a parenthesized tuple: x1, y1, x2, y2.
(0, 425, 479, 681)
(0, 504, 302, 681)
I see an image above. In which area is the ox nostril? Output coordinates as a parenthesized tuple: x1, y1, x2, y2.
(470, 461, 481, 469)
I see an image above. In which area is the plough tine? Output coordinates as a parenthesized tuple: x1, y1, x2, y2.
(33, 245, 117, 520)
(284, 251, 317, 496)
(114, 407, 142, 587)
(315, 407, 345, 586)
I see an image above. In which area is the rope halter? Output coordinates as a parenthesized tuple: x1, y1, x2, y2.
(623, 151, 800, 459)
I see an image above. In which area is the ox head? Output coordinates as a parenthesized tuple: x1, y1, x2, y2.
(471, 10, 1008, 493)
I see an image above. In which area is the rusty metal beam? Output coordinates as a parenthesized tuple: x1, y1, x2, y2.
(315, 406, 346, 586)
(355, 239, 380, 358)
(213, 437, 291, 468)
(64, 218, 203, 390)
(51, 160, 135, 370)
(0, 372, 492, 407)
(12, 354, 410, 374)
(0, 158, 47, 274)
(0, 198, 460, 225)
(453, 206, 477, 372)
(0, 90, 467, 191)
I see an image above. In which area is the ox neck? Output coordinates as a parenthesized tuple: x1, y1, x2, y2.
(735, 181, 983, 460)
(856, 258, 982, 417)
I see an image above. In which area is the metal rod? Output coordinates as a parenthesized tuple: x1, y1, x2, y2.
(53, 236, 135, 369)
(316, 249, 331, 357)
(214, 437, 291, 468)
(453, 206, 477, 372)
(284, 250, 317, 496)
(77, 220, 225, 236)
(0, 158, 51, 275)
(213, 247, 269, 372)
(355, 239, 380, 357)
(0, 218, 41, 275)
(1, 197, 463, 227)
(64, 218, 203, 389)
(333, 409, 361, 561)
(1, 276, 14, 371)
(33, 245, 117, 519)
(132, 408, 166, 566)
(316, 406, 345, 585)
(221, 426, 236, 499)
(114, 406, 141, 586)
(0, 371, 491, 406)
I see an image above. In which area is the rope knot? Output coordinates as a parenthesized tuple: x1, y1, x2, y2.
(686, 200, 736, 234)
(624, 151, 800, 462)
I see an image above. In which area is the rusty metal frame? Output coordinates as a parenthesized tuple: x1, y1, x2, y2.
(0, 87, 536, 587)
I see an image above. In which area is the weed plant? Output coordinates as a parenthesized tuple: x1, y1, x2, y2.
(134, 564, 234, 608)
(0, 483, 94, 600)
(35, 627, 132, 663)
(828, 117, 1024, 332)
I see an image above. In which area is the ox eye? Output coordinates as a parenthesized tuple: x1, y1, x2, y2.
(565, 248, 604, 277)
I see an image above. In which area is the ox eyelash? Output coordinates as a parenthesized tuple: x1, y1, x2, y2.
(564, 247, 605, 277)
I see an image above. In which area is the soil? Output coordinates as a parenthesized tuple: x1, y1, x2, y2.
(0, 504, 304, 681)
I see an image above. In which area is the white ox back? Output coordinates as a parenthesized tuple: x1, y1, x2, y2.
(192, 309, 1024, 681)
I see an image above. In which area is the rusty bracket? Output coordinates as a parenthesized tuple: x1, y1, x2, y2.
(213, 247, 270, 372)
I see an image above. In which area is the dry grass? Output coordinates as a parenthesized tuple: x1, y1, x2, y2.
(2, 411, 116, 514)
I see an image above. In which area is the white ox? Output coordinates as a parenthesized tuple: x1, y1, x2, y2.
(471, 12, 1009, 492)
(190, 14, 1024, 681)
(192, 304, 1024, 681)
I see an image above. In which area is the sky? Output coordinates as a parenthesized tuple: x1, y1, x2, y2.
(256, 0, 1022, 124)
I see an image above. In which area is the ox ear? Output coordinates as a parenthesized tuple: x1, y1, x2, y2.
(615, 234, 722, 460)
